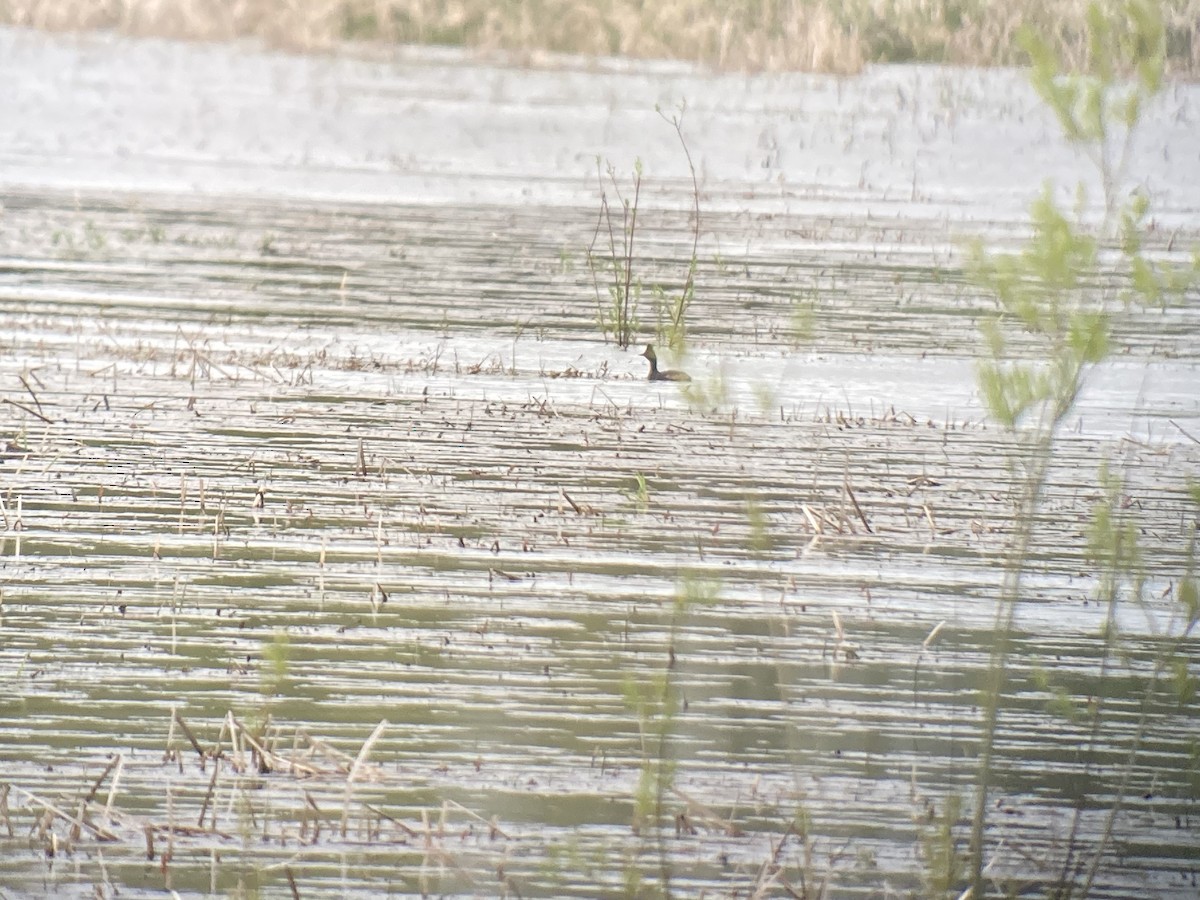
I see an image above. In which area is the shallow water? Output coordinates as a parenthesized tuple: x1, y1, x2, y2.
(1, 27, 1198, 899)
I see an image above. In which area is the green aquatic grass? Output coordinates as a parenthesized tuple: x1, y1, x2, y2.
(587, 108, 701, 354)
(588, 157, 643, 350)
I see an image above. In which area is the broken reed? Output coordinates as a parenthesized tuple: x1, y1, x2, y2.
(3, 711, 506, 878)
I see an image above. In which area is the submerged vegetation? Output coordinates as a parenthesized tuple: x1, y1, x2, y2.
(3, 0, 1200, 74)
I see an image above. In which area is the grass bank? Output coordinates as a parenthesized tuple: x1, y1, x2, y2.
(2, 0, 1198, 74)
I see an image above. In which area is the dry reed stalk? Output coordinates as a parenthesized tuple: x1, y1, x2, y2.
(826, 608, 860, 664)
(340, 719, 389, 836)
(7, 784, 119, 841)
(843, 478, 872, 534)
(82, 754, 121, 806)
(670, 788, 742, 836)
(835, 487, 855, 534)
(922, 502, 937, 538)
(913, 619, 949, 703)
(560, 490, 594, 515)
(748, 819, 799, 899)
(152, 821, 234, 839)
(922, 621, 946, 650)
(443, 798, 512, 839)
(1, 396, 53, 424)
(415, 803, 467, 890)
(166, 781, 175, 869)
(348, 719, 388, 782)
(164, 711, 177, 762)
(230, 718, 299, 775)
(318, 536, 327, 605)
(1169, 418, 1200, 445)
(362, 801, 420, 837)
(369, 582, 385, 613)
(210, 501, 226, 560)
(213, 714, 229, 763)
(172, 709, 207, 761)
(196, 758, 220, 829)
(17, 374, 44, 416)
(303, 734, 358, 772)
(68, 799, 84, 843)
(0, 784, 11, 837)
(302, 790, 322, 843)
(34, 807, 53, 843)
(800, 503, 824, 535)
(177, 474, 187, 536)
(224, 711, 244, 771)
(356, 438, 367, 477)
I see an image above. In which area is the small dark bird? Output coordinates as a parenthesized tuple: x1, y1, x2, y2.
(640, 344, 691, 382)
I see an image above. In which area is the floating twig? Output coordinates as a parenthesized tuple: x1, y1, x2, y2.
(1, 397, 52, 424)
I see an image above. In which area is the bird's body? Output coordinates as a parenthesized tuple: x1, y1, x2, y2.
(640, 344, 691, 382)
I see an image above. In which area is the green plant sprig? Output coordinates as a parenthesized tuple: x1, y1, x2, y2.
(966, 3, 1200, 895)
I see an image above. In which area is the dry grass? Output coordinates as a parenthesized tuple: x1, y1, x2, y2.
(2, 0, 1197, 74)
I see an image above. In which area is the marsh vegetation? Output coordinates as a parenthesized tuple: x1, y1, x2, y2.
(0, 4, 1198, 898)
(4, 0, 1200, 75)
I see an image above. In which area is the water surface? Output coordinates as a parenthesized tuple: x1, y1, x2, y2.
(1, 27, 1198, 899)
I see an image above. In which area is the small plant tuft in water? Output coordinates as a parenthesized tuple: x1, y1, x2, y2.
(744, 495, 773, 556)
(587, 157, 643, 349)
(51, 218, 109, 260)
(261, 629, 291, 699)
(587, 105, 702, 357)
(626, 472, 650, 513)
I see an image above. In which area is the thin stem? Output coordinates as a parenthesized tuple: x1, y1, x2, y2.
(970, 359, 1086, 893)
(623, 169, 641, 348)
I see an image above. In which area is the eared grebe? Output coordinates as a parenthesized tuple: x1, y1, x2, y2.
(640, 344, 691, 382)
